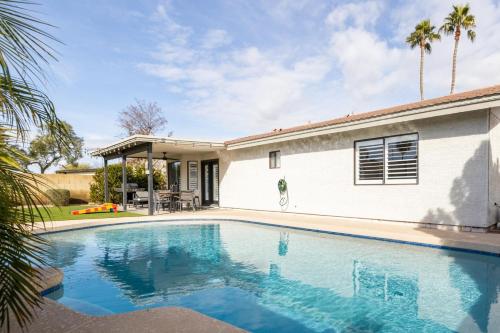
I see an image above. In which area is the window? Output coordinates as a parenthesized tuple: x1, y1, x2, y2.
(355, 134, 418, 185)
(269, 151, 281, 169)
(187, 161, 198, 190)
(385, 134, 418, 184)
(355, 139, 384, 184)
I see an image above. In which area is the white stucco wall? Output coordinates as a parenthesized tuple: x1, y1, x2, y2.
(219, 110, 490, 228)
(488, 107, 500, 226)
(178, 152, 219, 193)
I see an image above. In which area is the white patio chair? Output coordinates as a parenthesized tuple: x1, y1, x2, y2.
(176, 191, 195, 211)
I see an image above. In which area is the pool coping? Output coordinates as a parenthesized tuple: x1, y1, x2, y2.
(35, 215, 500, 257)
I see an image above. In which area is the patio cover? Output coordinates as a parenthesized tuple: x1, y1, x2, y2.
(91, 135, 225, 215)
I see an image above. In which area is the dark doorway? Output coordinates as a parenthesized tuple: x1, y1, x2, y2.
(201, 159, 219, 205)
(168, 161, 181, 192)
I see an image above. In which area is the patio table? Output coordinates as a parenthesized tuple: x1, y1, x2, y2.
(159, 191, 179, 212)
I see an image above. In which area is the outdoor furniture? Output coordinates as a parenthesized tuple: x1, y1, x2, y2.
(168, 191, 180, 212)
(176, 191, 196, 211)
(115, 183, 146, 206)
(193, 190, 201, 208)
(154, 191, 171, 212)
(133, 191, 149, 208)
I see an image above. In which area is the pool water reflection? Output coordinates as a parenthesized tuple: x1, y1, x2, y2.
(44, 222, 500, 333)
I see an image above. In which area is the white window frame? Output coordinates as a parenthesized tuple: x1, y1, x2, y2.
(355, 133, 419, 185)
(269, 150, 281, 169)
(355, 138, 384, 185)
(384, 134, 418, 184)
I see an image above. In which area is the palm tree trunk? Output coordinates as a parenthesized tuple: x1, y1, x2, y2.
(420, 46, 424, 100)
(450, 34, 460, 94)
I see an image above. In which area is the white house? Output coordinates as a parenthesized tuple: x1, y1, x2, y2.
(92, 84, 500, 232)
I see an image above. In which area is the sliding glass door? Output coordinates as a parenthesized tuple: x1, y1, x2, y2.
(201, 159, 219, 205)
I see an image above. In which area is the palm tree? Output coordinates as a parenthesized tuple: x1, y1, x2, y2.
(440, 4, 476, 94)
(406, 19, 441, 100)
(0, 0, 64, 331)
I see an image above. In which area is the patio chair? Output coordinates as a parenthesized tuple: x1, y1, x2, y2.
(193, 189, 201, 208)
(176, 191, 195, 212)
(154, 191, 171, 212)
(133, 191, 149, 208)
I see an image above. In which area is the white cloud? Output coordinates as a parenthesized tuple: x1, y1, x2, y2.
(201, 29, 232, 49)
(139, 44, 334, 130)
(325, 1, 383, 30)
(330, 27, 413, 102)
(139, 0, 500, 134)
(151, 43, 194, 64)
(151, 0, 192, 44)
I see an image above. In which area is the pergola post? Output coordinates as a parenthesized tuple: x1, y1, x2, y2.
(122, 154, 127, 211)
(104, 158, 109, 202)
(147, 143, 154, 215)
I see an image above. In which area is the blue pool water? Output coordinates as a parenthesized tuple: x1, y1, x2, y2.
(44, 221, 500, 333)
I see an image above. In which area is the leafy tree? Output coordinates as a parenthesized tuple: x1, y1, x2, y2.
(118, 99, 172, 136)
(406, 19, 440, 100)
(440, 4, 476, 94)
(27, 121, 83, 173)
(0, 0, 65, 331)
(89, 164, 166, 204)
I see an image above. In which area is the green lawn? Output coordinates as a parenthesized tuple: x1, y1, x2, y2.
(33, 205, 142, 222)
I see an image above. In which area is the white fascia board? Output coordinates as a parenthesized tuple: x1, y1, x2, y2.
(91, 136, 225, 157)
(227, 96, 500, 150)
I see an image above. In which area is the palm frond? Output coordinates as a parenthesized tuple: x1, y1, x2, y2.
(0, 1, 63, 331)
(467, 29, 476, 42)
(424, 43, 432, 54)
(406, 19, 440, 53)
(440, 4, 476, 39)
(0, 0, 59, 84)
(0, 76, 65, 141)
(0, 129, 55, 330)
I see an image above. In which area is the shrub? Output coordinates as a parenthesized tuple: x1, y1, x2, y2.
(46, 189, 71, 206)
(89, 163, 166, 204)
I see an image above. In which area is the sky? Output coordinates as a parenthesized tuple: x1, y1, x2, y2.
(38, 0, 500, 167)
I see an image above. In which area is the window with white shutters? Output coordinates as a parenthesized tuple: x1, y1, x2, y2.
(355, 134, 418, 185)
(385, 134, 418, 184)
(355, 139, 384, 184)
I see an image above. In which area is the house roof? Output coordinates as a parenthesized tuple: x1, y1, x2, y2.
(225, 84, 500, 146)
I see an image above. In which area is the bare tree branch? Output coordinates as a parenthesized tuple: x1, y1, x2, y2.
(118, 100, 171, 137)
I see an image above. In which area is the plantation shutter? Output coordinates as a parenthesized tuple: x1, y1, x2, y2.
(355, 139, 384, 184)
(385, 134, 418, 184)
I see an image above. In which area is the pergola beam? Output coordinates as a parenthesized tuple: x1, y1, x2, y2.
(122, 154, 127, 211)
(147, 143, 154, 215)
(100, 143, 152, 160)
(104, 159, 109, 202)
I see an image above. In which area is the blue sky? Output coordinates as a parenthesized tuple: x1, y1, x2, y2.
(39, 0, 500, 166)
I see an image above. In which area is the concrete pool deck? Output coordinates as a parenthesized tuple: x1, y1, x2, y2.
(15, 208, 500, 332)
(10, 298, 246, 333)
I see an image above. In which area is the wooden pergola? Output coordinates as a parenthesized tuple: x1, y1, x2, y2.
(92, 135, 225, 215)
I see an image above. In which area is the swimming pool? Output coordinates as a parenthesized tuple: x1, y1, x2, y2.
(43, 221, 500, 333)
